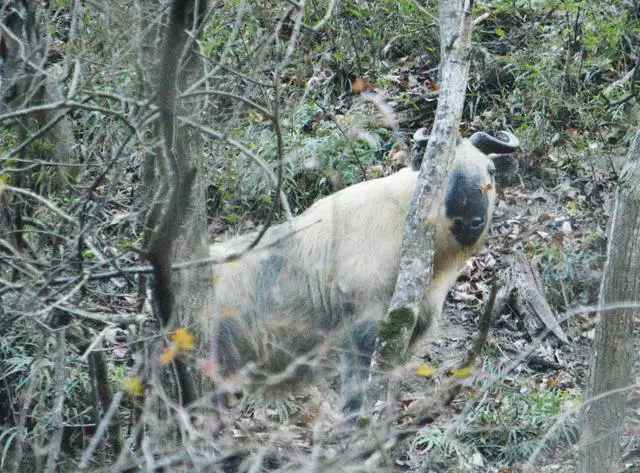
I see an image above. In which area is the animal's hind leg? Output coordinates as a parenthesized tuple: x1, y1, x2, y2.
(215, 317, 255, 375)
(340, 317, 379, 420)
(213, 317, 256, 416)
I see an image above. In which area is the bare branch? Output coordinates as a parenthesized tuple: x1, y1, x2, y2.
(2, 185, 79, 226)
(179, 115, 293, 219)
(43, 329, 66, 473)
(78, 392, 125, 471)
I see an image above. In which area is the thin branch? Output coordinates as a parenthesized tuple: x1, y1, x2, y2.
(182, 0, 249, 94)
(2, 185, 79, 226)
(180, 89, 273, 118)
(243, 66, 288, 251)
(43, 328, 67, 473)
(10, 360, 42, 473)
(311, 0, 337, 30)
(0, 219, 321, 303)
(78, 391, 125, 471)
(66, 307, 145, 330)
(0, 99, 135, 129)
(178, 115, 293, 218)
(32, 273, 89, 317)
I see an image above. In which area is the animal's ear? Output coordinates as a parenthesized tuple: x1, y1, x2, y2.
(490, 153, 520, 188)
(410, 128, 430, 170)
(469, 131, 519, 155)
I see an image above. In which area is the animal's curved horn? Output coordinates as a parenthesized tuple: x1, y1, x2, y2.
(413, 127, 429, 143)
(469, 131, 520, 154)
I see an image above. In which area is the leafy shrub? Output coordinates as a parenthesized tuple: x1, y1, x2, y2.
(411, 365, 580, 469)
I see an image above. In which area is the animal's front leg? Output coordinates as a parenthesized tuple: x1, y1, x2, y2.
(339, 317, 379, 421)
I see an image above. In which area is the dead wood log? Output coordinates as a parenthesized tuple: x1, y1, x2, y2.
(494, 250, 569, 345)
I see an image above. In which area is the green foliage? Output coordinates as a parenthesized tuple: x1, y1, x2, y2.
(201, 2, 263, 60)
(201, 2, 430, 225)
(535, 237, 605, 310)
(0, 127, 19, 184)
(0, 125, 18, 150)
(472, 0, 638, 163)
(335, 0, 437, 66)
(214, 100, 395, 222)
(0, 321, 94, 467)
(412, 426, 474, 471)
(209, 0, 639, 228)
(461, 385, 579, 465)
(412, 368, 580, 469)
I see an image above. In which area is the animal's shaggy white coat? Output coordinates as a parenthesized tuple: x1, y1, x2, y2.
(208, 139, 497, 408)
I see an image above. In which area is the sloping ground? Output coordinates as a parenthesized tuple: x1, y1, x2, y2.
(4, 2, 640, 471)
(213, 120, 640, 472)
(394, 146, 639, 471)
(80, 3, 640, 470)
(211, 139, 635, 473)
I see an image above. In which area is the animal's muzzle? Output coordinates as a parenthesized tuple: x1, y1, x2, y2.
(444, 167, 490, 247)
(450, 216, 486, 246)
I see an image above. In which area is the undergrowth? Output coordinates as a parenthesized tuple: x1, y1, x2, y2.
(411, 364, 581, 470)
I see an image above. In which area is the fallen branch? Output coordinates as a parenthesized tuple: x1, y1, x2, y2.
(493, 251, 569, 345)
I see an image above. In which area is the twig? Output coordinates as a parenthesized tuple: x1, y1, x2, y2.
(10, 360, 42, 473)
(180, 89, 273, 118)
(605, 60, 640, 108)
(311, 0, 337, 30)
(78, 391, 124, 470)
(178, 116, 293, 219)
(244, 65, 288, 251)
(43, 329, 67, 473)
(2, 184, 79, 226)
(0, 219, 321, 306)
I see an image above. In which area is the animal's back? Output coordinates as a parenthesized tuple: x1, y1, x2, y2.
(209, 169, 419, 379)
(207, 130, 518, 416)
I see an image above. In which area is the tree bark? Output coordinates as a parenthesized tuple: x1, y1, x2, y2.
(579, 131, 640, 473)
(0, 0, 76, 196)
(144, 0, 209, 406)
(367, 0, 476, 409)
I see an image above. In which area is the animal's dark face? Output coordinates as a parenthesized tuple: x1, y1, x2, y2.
(444, 160, 496, 246)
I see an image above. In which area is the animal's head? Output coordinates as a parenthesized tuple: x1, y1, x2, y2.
(444, 131, 519, 246)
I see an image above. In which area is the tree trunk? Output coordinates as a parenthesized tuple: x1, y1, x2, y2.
(0, 0, 76, 196)
(144, 0, 210, 406)
(579, 131, 640, 473)
(367, 0, 476, 409)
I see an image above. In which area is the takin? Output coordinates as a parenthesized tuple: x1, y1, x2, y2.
(208, 131, 519, 417)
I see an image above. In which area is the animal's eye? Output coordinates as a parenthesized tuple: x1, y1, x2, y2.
(488, 166, 496, 177)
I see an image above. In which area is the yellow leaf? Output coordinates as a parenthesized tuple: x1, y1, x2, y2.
(121, 377, 145, 396)
(451, 366, 474, 380)
(160, 346, 178, 365)
(415, 363, 436, 377)
(172, 328, 195, 351)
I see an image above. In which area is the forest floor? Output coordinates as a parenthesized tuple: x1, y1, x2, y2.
(395, 139, 640, 471)
(214, 68, 640, 473)
(5, 2, 640, 472)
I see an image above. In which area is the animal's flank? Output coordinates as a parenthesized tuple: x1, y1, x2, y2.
(254, 253, 286, 310)
(209, 131, 519, 418)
